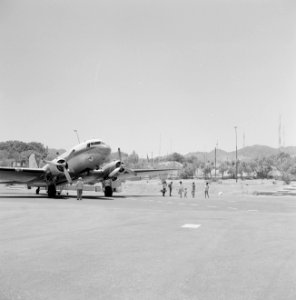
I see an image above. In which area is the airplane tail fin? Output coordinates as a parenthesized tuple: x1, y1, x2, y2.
(29, 153, 38, 168)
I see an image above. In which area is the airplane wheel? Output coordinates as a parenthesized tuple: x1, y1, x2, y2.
(104, 186, 113, 197)
(48, 185, 57, 198)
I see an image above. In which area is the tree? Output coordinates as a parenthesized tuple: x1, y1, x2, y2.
(255, 157, 273, 179)
(227, 162, 236, 179)
(0, 150, 9, 160)
(0, 140, 48, 166)
(167, 152, 185, 164)
(203, 163, 212, 179)
(218, 161, 228, 179)
(127, 151, 139, 167)
(180, 164, 195, 179)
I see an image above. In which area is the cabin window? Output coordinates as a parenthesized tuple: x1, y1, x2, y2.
(91, 141, 101, 146)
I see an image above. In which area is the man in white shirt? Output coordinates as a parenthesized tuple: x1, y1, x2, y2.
(76, 177, 84, 200)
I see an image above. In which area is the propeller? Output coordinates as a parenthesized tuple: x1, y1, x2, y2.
(44, 159, 73, 184)
(108, 148, 124, 178)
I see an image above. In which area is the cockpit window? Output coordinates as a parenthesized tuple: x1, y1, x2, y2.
(90, 141, 102, 146)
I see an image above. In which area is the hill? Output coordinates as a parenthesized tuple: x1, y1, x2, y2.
(186, 145, 296, 162)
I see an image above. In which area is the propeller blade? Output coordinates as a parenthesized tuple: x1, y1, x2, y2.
(109, 167, 121, 178)
(118, 148, 122, 163)
(63, 168, 72, 184)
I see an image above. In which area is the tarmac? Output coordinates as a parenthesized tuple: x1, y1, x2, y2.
(1, 181, 296, 300)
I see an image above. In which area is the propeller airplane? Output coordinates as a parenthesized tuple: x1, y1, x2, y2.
(0, 139, 178, 197)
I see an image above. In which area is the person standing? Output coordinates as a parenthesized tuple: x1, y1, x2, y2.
(161, 180, 167, 197)
(168, 181, 173, 196)
(191, 182, 196, 198)
(204, 182, 209, 198)
(76, 177, 84, 200)
(178, 181, 184, 198)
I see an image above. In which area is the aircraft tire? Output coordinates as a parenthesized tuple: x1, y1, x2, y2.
(48, 185, 57, 198)
(104, 186, 113, 197)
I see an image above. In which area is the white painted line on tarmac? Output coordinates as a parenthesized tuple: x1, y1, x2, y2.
(182, 224, 201, 229)
(228, 207, 238, 210)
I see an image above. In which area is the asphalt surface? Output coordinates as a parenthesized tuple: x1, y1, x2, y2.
(0, 184, 296, 300)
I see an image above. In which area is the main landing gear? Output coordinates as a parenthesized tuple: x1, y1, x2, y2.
(104, 186, 113, 197)
(47, 184, 57, 198)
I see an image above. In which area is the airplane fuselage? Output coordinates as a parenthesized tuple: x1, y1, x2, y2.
(44, 139, 111, 180)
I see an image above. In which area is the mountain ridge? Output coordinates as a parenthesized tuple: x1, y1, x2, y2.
(185, 145, 296, 162)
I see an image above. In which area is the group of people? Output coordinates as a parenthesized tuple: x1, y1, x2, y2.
(77, 177, 210, 200)
(161, 180, 210, 198)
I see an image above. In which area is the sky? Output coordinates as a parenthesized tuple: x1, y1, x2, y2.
(0, 0, 295, 157)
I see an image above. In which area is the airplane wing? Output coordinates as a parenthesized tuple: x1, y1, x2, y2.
(0, 167, 46, 184)
(81, 167, 179, 184)
(121, 168, 178, 179)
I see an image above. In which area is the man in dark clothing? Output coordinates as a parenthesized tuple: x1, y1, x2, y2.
(168, 181, 173, 196)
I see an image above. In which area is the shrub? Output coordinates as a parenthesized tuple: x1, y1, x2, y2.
(282, 173, 291, 185)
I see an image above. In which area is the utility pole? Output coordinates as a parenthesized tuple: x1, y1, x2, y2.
(73, 129, 80, 144)
(214, 145, 217, 180)
(234, 126, 238, 183)
(214, 141, 218, 180)
(151, 152, 154, 167)
(159, 134, 162, 157)
(278, 114, 282, 149)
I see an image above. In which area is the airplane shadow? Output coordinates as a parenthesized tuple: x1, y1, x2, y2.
(60, 194, 161, 201)
(65, 195, 114, 201)
(119, 194, 161, 199)
(0, 193, 73, 200)
(0, 193, 162, 201)
(0, 195, 48, 199)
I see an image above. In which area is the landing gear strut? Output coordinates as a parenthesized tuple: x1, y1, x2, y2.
(47, 184, 57, 198)
(104, 186, 113, 197)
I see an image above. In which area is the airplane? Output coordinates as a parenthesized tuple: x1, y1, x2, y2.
(0, 139, 178, 197)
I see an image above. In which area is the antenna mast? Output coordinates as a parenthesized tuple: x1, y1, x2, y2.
(73, 129, 80, 144)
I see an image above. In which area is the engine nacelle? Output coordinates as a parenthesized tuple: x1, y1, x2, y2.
(102, 160, 124, 178)
(56, 159, 68, 172)
(45, 158, 68, 175)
